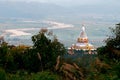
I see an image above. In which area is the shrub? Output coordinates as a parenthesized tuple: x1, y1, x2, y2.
(0, 68, 6, 80)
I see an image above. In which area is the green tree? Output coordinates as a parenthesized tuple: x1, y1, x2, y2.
(105, 23, 120, 50)
(23, 48, 41, 72)
(0, 42, 9, 67)
(10, 45, 29, 72)
(96, 23, 120, 79)
(0, 42, 15, 72)
(31, 29, 66, 70)
(98, 23, 120, 62)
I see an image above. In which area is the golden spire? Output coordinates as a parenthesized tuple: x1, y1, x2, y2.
(77, 25, 88, 43)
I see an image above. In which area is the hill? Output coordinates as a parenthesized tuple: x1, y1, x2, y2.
(0, 1, 119, 19)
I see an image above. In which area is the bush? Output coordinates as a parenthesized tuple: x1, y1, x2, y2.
(31, 71, 60, 80)
(23, 48, 41, 72)
(0, 68, 6, 80)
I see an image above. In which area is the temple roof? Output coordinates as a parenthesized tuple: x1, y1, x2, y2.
(76, 43, 93, 47)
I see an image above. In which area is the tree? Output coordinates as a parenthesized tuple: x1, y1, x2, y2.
(23, 48, 41, 72)
(98, 23, 120, 62)
(105, 23, 120, 50)
(31, 29, 66, 70)
(96, 23, 120, 79)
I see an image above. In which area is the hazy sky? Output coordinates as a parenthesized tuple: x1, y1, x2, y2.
(1, 0, 120, 6)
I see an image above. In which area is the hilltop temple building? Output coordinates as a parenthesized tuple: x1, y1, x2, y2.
(69, 25, 96, 51)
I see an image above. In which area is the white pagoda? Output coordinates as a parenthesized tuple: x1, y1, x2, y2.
(69, 25, 95, 51)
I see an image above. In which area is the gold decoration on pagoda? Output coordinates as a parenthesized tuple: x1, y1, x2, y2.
(69, 25, 96, 51)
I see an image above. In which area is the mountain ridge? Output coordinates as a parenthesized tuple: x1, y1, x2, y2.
(0, 1, 119, 19)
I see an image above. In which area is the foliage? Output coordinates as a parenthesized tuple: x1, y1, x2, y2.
(32, 29, 66, 70)
(105, 23, 120, 50)
(0, 68, 6, 80)
(31, 71, 60, 80)
(23, 48, 41, 72)
(97, 23, 120, 64)
(0, 29, 66, 73)
(0, 42, 9, 67)
(95, 23, 120, 80)
(0, 69, 60, 80)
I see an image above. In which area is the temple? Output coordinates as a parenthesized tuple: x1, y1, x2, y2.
(69, 25, 96, 51)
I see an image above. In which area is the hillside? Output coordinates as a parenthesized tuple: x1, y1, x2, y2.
(0, 1, 119, 19)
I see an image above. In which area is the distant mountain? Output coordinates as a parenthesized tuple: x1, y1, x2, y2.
(0, 1, 119, 19)
(0, 1, 69, 19)
(71, 5, 120, 15)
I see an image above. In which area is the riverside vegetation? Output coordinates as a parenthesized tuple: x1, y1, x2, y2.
(0, 23, 120, 80)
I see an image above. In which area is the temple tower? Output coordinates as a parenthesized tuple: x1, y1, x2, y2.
(69, 25, 96, 52)
(77, 26, 88, 43)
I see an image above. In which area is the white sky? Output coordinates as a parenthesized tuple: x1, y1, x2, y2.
(0, 0, 120, 6)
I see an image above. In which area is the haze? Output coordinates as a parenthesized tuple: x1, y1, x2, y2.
(1, 0, 120, 7)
